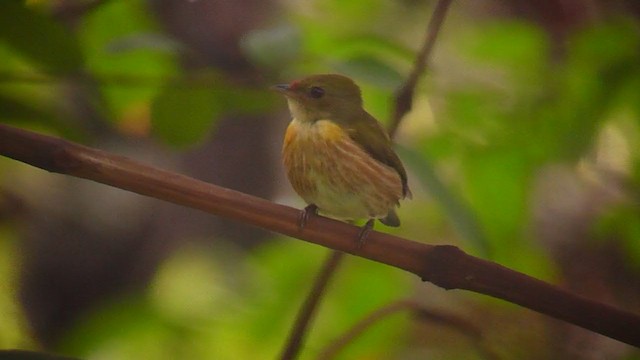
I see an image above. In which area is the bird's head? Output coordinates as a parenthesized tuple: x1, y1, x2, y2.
(272, 74, 364, 123)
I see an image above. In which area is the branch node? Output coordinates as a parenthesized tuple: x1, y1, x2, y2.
(422, 245, 468, 290)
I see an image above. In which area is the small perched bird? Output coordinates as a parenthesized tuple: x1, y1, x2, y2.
(273, 74, 411, 243)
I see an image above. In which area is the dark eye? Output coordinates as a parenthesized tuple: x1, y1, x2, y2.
(309, 86, 325, 99)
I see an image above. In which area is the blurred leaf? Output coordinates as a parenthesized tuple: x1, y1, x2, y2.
(221, 87, 276, 116)
(79, 0, 177, 121)
(0, 227, 33, 350)
(0, 93, 85, 140)
(241, 25, 302, 68)
(334, 56, 404, 90)
(443, 90, 503, 147)
(461, 20, 548, 84)
(460, 149, 553, 277)
(151, 83, 221, 147)
(320, 0, 384, 23)
(452, 18, 640, 166)
(463, 150, 527, 236)
(568, 18, 640, 70)
(105, 33, 183, 54)
(151, 246, 224, 322)
(554, 19, 640, 160)
(0, 93, 54, 122)
(360, 86, 392, 126)
(0, 1, 83, 74)
(0, 39, 62, 118)
(0, 40, 86, 138)
(151, 72, 272, 147)
(397, 145, 491, 257)
(59, 295, 181, 360)
(328, 35, 416, 62)
(296, 13, 414, 78)
(595, 205, 640, 269)
(0, 40, 42, 76)
(80, 0, 176, 77)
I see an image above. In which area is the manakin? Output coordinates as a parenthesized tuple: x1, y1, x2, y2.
(273, 74, 411, 243)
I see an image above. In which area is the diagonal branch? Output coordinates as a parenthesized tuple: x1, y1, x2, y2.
(318, 299, 500, 360)
(389, 0, 453, 138)
(0, 122, 639, 347)
(280, 251, 345, 360)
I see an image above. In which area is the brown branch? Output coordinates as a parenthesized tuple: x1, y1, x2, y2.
(279, 251, 345, 360)
(389, 0, 453, 137)
(1, 123, 639, 347)
(318, 299, 500, 360)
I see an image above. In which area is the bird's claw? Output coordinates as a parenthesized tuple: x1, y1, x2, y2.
(298, 204, 318, 231)
(356, 219, 375, 249)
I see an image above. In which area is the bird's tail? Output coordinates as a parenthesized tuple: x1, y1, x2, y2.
(380, 209, 400, 227)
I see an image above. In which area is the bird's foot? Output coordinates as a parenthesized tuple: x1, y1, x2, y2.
(298, 204, 318, 231)
(356, 219, 375, 249)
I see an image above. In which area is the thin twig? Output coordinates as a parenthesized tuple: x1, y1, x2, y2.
(318, 299, 500, 360)
(279, 251, 345, 360)
(413, 305, 501, 360)
(389, 0, 453, 137)
(1, 123, 639, 346)
(317, 300, 416, 360)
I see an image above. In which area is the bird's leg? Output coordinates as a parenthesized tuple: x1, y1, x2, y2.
(298, 204, 318, 231)
(356, 219, 375, 248)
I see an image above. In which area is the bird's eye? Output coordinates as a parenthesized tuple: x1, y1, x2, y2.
(309, 86, 325, 99)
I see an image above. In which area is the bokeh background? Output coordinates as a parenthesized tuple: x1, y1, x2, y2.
(1, 0, 640, 359)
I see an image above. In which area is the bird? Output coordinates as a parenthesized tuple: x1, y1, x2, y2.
(272, 74, 411, 245)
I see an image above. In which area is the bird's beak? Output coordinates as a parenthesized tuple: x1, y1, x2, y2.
(270, 84, 291, 93)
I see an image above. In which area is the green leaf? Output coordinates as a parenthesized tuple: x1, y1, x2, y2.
(460, 20, 548, 83)
(567, 18, 640, 70)
(105, 33, 183, 54)
(241, 25, 302, 68)
(151, 83, 221, 147)
(0, 92, 85, 140)
(329, 34, 416, 62)
(59, 295, 173, 359)
(463, 150, 528, 240)
(79, 0, 178, 120)
(333, 56, 404, 90)
(0, 93, 52, 122)
(594, 205, 640, 269)
(397, 145, 491, 257)
(554, 20, 640, 159)
(0, 1, 83, 74)
(459, 148, 554, 277)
